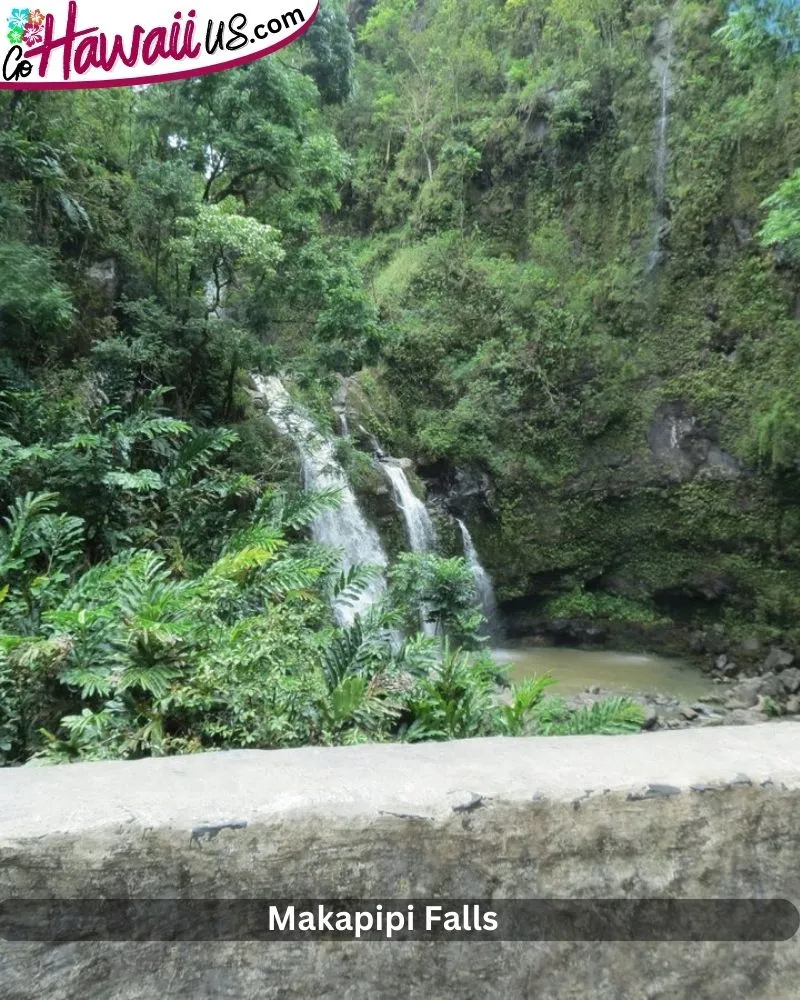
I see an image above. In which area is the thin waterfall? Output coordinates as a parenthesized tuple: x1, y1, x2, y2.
(252, 375, 388, 626)
(360, 424, 385, 458)
(457, 518, 498, 633)
(647, 16, 673, 273)
(380, 460, 437, 554)
(379, 458, 437, 636)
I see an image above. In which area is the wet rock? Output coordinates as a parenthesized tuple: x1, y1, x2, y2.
(647, 404, 740, 482)
(725, 685, 759, 710)
(85, 258, 118, 302)
(779, 668, 800, 694)
(785, 696, 800, 715)
(680, 705, 699, 721)
(689, 630, 707, 653)
(704, 632, 728, 656)
(714, 654, 728, 671)
(728, 708, 768, 725)
(763, 648, 794, 672)
(740, 638, 761, 656)
(726, 674, 781, 709)
(441, 467, 493, 519)
(757, 673, 783, 698)
(643, 706, 659, 730)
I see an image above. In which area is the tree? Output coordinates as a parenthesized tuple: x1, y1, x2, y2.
(758, 167, 800, 262)
(717, 0, 800, 67)
(303, 5, 355, 104)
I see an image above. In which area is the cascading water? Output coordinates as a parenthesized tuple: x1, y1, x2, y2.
(379, 458, 438, 636)
(252, 375, 388, 626)
(380, 460, 437, 554)
(457, 518, 498, 634)
(647, 16, 673, 273)
(253, 375, 495, 639)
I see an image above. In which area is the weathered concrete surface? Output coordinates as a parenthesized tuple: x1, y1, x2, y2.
(2, 725, 800, 999)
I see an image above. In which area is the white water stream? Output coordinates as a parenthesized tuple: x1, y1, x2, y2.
(253, 375, 388, 626)
(380, 460, 437, 554)
(457, 518, 498, 632)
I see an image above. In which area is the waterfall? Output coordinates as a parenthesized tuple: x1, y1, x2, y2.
(457, 518, 498, 633)
(360, 424, 385, 458)
(380, 460, 436, 554)
(647, 17, 673, 273)
(252, 375, 388, 626)
(379, 458, 437, 636)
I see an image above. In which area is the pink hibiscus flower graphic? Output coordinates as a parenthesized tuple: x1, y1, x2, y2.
(23, 20, 42, 44)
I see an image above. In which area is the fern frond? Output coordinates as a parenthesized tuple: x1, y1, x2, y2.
(103, 469, 164, 492)
(262, 487, 343, 531)
(208, 545, 284, 581)
(540, 697, 645, 736)
(329, 564, 381, 605)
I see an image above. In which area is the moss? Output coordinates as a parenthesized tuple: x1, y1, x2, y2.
(545, 589, 665, 625)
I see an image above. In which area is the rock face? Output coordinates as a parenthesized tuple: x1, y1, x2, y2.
(647, 403, 741, 482)
(781, 669, 800, 694)
(3, 727, 800, 999)
(764, 648, 795, 673)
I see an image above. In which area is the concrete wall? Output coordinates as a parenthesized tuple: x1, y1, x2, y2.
(2, 724, 800, 999)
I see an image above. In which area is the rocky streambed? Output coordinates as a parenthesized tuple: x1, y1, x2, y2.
(565, 675, 799, 731)
(497, 643, 800, 731)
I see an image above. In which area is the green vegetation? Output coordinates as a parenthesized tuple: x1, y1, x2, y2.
(1, 0, 798, 763)
(545, 590, 664, 625)
(333, 0, 800, 646)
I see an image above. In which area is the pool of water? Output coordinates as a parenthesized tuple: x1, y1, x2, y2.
(491, 644, 712, 701)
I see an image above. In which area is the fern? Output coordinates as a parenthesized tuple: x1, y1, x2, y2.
(1, 491, 59, 562)
(167, 428, 239, 482)
(32, 513, 85, 573)
(328, 564, 380, 606)
(261, 486, 343, 530)
(103, 469, 165, 492)
(321, 618, 366, 690)
(209, 545, 281, 581)
(538, 697, 645, 736)
(499, 674, 556, 735)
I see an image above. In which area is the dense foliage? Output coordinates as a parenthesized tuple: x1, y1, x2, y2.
(333, 0, 800, 648)
(2, 0, 798, 762)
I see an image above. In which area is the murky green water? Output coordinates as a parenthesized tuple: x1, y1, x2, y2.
(491, 644, 712, 701)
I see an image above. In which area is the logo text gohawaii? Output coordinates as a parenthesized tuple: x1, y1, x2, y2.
(2, 0, 317, 87)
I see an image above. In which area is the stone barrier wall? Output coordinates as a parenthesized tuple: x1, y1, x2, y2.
(2, 724, 800, 999)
